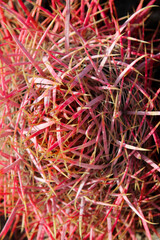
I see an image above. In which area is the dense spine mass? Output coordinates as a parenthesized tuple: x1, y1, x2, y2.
(0, 0, 160, 239)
